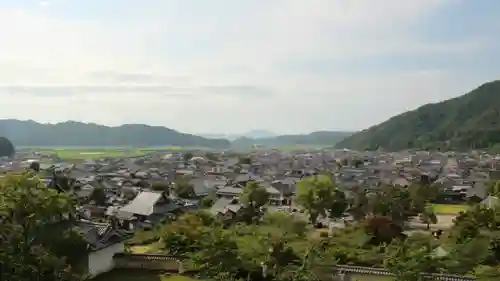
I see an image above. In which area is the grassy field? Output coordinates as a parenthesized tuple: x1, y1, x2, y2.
(431, 203, 469, 214)
(128, 242, 162, 254)
(93, 270, 199, 281)
(29, 146, 187, 159)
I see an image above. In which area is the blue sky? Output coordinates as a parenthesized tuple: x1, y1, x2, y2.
(0, 0, 499, 134)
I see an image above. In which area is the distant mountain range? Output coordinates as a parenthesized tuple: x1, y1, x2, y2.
(231, 131, 353, 148)
(0, 119, 351, 149)
(335, 80, 500, 151)
(0, 119, 230, 148)
(202, 130, 277, 141)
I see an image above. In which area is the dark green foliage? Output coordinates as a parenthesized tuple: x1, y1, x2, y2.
(335, 80, 500, 151)
(182, 151, 193, 162)
(0, 119, 229, 148)
(174, 177, 196, 198)
(89, 187, 107, 205)
(0, 173, 84, 281)
(0, 136, 15, 157)
(29, 161, 40, 172)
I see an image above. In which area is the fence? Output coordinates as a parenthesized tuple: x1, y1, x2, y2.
(112, 253, 476, 281)
(333, 265, 476, 281)
(113, 253, 184, 273)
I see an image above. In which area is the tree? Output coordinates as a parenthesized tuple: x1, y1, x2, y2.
(190, 228, 243, 281)
(442, 237, 492, 274)
(262, 212, 307, 237)
(0, 173, 84, 281)
(161, 212, 210, 257)
(238, 156, 252, 165)
(174, 177, 195, 198)
(419, 206, 438, 230)
(487, 180, 500, 197)
(183, 151, 194, 162)
(364, 215, 405, 245)
(200, 196, 215, 208)
(368, 184, 415, 226)
(29, 161, 41, 172)
(295, 175, 345, 224)
(347, 185, 369, 221)
(239, 181, 270, 223)
(151, 181, 170, 193)
(205, 152, 219, 161)
(328, 189, 348, 219)
(384, 239, 438, 281)
(0, 136, 15, 157)
(477, 266, 500, 281)
(89, 186, 107, 205)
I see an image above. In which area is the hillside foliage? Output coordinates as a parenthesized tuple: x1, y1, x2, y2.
(335, 80, 500, 151)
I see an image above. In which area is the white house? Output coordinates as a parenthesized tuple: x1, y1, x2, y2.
(75, 220, 131, 278)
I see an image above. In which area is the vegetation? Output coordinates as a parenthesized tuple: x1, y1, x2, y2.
(231, 131, 352, 149)
(0, 119, 229, 148)
(0, 136, 15, 157)
(3, 170, 499, 281)
(0, 173, 86, 281)
(335, 80, 500, 151)
(93, 270, 200, 281)
(132, 178, 497, 281)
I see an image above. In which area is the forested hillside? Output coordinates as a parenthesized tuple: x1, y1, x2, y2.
(335, 80, 500, 151)
(0, 119, 230, 148)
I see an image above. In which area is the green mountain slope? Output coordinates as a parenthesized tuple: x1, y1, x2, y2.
(0, 119, 230, 148)
(231, 131, 353, 148)
(335, 80, 500, 151)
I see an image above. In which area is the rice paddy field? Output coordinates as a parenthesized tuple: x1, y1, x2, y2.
(21, 146, 187, 159)
(431, 203, 469, 214)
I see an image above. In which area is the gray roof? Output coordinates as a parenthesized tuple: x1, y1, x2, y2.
(119, 191, 162, 216)
(210, 197, 242, 215)
(216, 186, 244, 196)
(75, 220, 131, 251)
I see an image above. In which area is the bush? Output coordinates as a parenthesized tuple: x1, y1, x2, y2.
(126, 229, 160, 246)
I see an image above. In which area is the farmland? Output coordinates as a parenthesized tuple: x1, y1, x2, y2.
(20, 146, 187, 159)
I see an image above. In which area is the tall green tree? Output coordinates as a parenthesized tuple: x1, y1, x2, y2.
(419, 206, 438, 230)
(174, 177, 196, 198)
(0, 173, 84, 281)
(384, 239, 438, 281)
(296, 175, 348, 224)
(239, 181, 270, 223)
(89, 186, 107, 205)
(347, 185, 369, 221)
(0, 136, 15, 157)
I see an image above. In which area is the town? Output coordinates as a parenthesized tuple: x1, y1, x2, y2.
(2, 145, 499, 281)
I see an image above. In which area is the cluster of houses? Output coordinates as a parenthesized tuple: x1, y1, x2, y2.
(1, 148, 500, 277)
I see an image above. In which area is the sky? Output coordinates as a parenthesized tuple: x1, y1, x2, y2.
(0, 0, 499, 135)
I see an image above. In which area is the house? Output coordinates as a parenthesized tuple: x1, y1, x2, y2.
(116, 191, 180, 228)
(210, 197, 242, 221)
(480, 196, 499, 209)
(216, 186, 244, 198)
(75, 220, 132, 278)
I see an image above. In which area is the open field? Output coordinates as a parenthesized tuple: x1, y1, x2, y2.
(128, 242, 162, 254)
(21, 146, 189, 159)
(431, 203, 469, 214)
(93, 270, 199, 281)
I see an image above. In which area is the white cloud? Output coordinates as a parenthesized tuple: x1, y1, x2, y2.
(0, 0, 496, 134)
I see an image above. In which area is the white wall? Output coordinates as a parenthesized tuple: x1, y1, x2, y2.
(88, 242, 125, 278)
